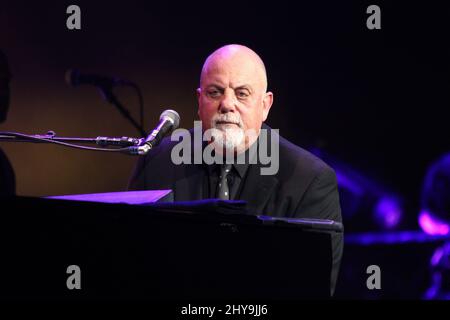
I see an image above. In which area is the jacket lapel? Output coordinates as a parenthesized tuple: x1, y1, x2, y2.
(174, 129, 205, 201)
(240, 124, 279, 215)
(239, 163, 278, 215)
(174, 163, 204, 201)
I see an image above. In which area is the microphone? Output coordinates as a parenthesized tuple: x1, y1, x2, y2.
(66, 68, 147, 137)
(127, 109, 180, 155)
(65, 69, 131, 89)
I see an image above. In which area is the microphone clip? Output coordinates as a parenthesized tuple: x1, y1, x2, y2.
(126, 144, 152, 156)
(95, 136, 143, 147)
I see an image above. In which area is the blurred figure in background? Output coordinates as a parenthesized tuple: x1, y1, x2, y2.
(419, 152, 450, 236)
(311, 147, 405, 232)
(0, 50, 16, 196)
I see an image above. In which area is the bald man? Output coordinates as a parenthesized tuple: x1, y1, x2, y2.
(197, 45, 273, 156)
(128, 44, 343, 296)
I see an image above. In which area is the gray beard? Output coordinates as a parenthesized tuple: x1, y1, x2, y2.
(210, 127, 245, 151)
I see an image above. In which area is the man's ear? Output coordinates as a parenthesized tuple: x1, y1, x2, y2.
(196, 88, 201, 118)
(262, 91, 274, 122)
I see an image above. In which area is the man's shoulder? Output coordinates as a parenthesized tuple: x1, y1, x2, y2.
(280, 137, 329, 168)
(270, 127, 334, 178)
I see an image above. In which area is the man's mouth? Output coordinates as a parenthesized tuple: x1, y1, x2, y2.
(216, 121, 239, 126)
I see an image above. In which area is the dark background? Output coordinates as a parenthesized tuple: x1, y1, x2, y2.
(1, 0, 449, 299)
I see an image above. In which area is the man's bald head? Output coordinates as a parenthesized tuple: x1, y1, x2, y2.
(200, 44, 268, 93)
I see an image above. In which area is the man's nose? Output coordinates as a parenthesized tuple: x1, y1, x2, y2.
(219, 89, 236, 113)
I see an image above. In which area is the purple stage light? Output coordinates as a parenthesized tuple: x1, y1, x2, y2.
(431, 247, 444, 267)
(345, 230, 450, 245)
(373, 196, 403, 229)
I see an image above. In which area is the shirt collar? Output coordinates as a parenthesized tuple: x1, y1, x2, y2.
(203, 141, 256, 179)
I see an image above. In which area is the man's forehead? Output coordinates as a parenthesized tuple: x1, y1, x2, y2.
(201, 58, 264, 88)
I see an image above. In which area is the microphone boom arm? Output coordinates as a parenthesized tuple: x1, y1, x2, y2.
(0, 110, 179, 155)
(0, 131, 144, 154)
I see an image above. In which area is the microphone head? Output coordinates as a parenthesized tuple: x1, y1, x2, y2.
(160, 109, 180, 129)
(65, 69, 127, 88)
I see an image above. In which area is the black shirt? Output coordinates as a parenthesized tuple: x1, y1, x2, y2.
(202, 141, 257, 200)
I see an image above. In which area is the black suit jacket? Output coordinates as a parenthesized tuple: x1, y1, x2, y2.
(128, 124, 343, 296)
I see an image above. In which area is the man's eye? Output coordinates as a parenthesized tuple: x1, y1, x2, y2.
(208, 90, 221, 97)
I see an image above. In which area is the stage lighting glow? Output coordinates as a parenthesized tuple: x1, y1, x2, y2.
(373, 196, 403, 229)
(418, 211, 450, 236)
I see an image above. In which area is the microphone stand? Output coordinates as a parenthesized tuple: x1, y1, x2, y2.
(0, 131, 144, 153)
(0, 111, 178, 156)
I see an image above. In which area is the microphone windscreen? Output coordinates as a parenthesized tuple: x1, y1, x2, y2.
(161, 109, 180, 129)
